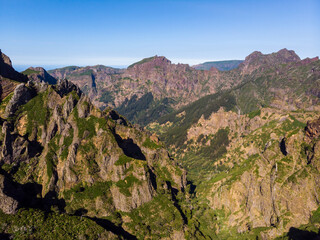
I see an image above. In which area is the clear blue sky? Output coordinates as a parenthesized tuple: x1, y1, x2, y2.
(0, 0, 319, 69)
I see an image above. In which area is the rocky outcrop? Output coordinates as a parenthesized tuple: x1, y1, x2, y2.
(4, 83, 34, 117)
(239, 48, 301, 75)
(0, 174, 19, 214)
(0, 50, 28, 101)
(22, 67, 57, 84)
(305, 117, 320, 142)
(0, 50, 28, 83)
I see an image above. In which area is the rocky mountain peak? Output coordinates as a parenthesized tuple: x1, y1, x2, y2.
(22, 66, 57, 85)
(239, 48, 301, 74)
(0, 50, 12, 66)
(127, 55, 172, 70)
(0, 50, 28, 83)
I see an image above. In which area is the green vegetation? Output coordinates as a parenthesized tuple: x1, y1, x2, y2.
(159, 91, 236, 147)
(71, 69, 93, 77)
(142, 137, 161, 149)
(122, 194, 185, 239)
(0, 92, 13, 112)
(21, 68, 40, 75)
(0, 208, 109, 239)
(115, 174, 141, 196)
(179, 128, 230, 182)
(20, 90, 50, 137)
(116, 93, 175, 126)
(115, 154, 133, 165)
(46, 134, 60, 181)
(63, 181, 112, 201)
(73, 106, 107, 138)
(275, 205, 320, 239)
(60, 128, 74, 159)
(99, 90, 114, 103)
(127, 56, 155, 68)
(248, 109, 261, 119)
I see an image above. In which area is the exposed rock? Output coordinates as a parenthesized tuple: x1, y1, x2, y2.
(0, 50, 28, 83)
(54, 79, 81, 98)
(77, 95, 91, 118)
(0, 76, 19, 100)
(4, 83, 34, 117)
(239, 48, 301, 75)
(0, 174, 19, 214)
(305, 117, 320, 142)
(23, 67, 57, 84)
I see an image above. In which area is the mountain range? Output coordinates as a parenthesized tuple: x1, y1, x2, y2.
(0, 48, 320, 239)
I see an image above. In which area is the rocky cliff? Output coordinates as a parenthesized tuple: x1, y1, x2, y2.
(0, 50, 28, 100)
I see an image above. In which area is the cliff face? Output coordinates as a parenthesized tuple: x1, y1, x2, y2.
(0, 50, 28, 84)
(238, 48, 301, 75)
(0, 50, 28, 100)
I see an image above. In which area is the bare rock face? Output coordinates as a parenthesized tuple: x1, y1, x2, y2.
(239, 48, 301, 75)
(0, 50, 28, 83)
(0, 50, 28, 101)
(23, 67, 57, 85)
(4, 83, 34, 117)
(54, 79, 82, 98)
(305, 117, 320, 142)
(0, 76, 19, 100)
(0, 174, 19, 214)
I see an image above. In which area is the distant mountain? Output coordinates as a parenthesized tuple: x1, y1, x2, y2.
(49, 49, 304, 127)
(49, 55, 243, 125)
(192, 60, 243, 71)
(238, 48, 301, 74)
(154, 54, 319, 150)
(21, 67, 57, 84)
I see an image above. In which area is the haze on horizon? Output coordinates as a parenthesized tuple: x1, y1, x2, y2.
(0, 0, 319, 70)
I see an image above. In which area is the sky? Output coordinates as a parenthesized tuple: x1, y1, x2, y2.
(0, 0, 319, 70)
